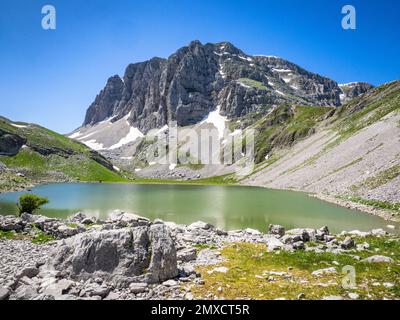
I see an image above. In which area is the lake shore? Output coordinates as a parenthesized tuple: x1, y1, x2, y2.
(0, 211, 399, 300)
(312, 193, 400, 224)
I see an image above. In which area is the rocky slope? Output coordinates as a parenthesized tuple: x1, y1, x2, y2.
(70, 41, 372, 155)
(0, 212, 398, 300)
(0, 116, 128, 192)
(242, 81, 400, 217)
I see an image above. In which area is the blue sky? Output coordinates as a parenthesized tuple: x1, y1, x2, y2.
(0, 0, 399, 133)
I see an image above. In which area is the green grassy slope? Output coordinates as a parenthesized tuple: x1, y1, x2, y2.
(251, 104, 335, 163)
(0, 117, 129, 186)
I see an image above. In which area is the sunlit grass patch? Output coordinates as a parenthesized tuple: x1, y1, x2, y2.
(191, 241, 400, 300)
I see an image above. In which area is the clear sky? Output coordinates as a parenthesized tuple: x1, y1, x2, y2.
(0, 0, 399, 133)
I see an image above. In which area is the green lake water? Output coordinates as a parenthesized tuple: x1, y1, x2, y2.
(0, 183, 397, 234)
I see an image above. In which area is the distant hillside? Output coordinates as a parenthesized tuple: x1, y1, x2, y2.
(0, 117, 129, 192)
(242, 81, 400, 216)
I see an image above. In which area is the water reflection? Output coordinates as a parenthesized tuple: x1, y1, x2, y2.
(0, 182, 397, 234)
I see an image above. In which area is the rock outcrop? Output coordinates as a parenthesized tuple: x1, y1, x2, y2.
(339, 82, 374, 103)
(48, 224, 178, 286)
(1, 212, 398, 300)
(0, 129, 26, 156)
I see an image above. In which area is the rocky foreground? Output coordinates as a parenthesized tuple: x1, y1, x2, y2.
(0, 211, 399, 300)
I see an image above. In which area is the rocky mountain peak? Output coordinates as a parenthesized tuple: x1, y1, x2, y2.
(76, 40, 373, 153)
(339, 82, 374, 103)
(84, 75, 124, 126)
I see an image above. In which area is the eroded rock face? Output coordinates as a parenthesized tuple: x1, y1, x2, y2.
(48, 224, 178, 286)
(0, 129, 26, 156)
(82, 40, 371, 133)
(339, 82, 373, 104)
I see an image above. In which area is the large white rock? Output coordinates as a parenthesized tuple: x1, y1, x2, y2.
(48, 224, 178, 286)
(361, 255, 394, 264)
(311, 267, 337, 276)
(266, 237, 284, 252)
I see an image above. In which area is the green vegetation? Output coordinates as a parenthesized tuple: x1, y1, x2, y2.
(130, 173, 237, 186)
(31, 229, 55, 244)
(335, 81, 400, 140)
(193, 243, 218, 251)
(66, 222, 79, 229)
(238, 78, 268, 90)
(358, 164, 400, 190)
(192, 239, 400, 300)
(0, 226, 55, 244)
(340, 195, 400, 213)
(0, 117, 129, 187)
(17, 194, 49, 215)
(329, 158, 363, 175)
(252, 105, 334, 163)
(0, 170, 31, 192)
(0, 230, 18, 240)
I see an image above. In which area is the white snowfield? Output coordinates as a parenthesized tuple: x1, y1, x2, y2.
(108, 127, 143, 150)
(83, 139, 105, 151)
(339, 82, 361, 87)
(11, 123, 28, 129)
(68, 113, 143, 151)
(200, 105, 227, 139)
(272, 68, 293, 73)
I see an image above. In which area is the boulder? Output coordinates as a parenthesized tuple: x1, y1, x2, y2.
(280, 234, 302, 244)
(207, 266, 229, 274)
(371, 229, 388, 236)
(177, 248, 197, 262)
(196, 249, 223, 266)
(286, 228, 316, 242)
(82, 283, 110, 298)
(292, 241, 305, 250)
(106, 210, 150, 227)
(14, 285, 38, 300)
(361, 255, 394, 264)
(129, 283, 148, 294)
(322, 295, 344, 300)
(316, 226, 329, 241)
(244, 228, 262, 235)
(162, 279, 178, 287)
(0, 286, 10, 300)
(57, 225, 81, 238)
(16, 267, 39, 279)
(311, 267, 337, 277)
(48, 224, 178, 286)
(147, 223, 179, 283)
(0, 215, 24, 231)
(181, 265, 196, 277)
(41, 279, 75, 298)
(187, 221, 213, 231)
(266, 237, 284, 252)
(68, 212, 87, 223)
(268, 224, 285, 237)
(340, 236, 355, 249)
(83, 218, 97, 225)
(345, 230, 371, 238)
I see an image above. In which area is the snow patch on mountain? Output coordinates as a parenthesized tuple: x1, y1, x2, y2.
(108, 127, 144, 150)
(201, 105, 227, 139)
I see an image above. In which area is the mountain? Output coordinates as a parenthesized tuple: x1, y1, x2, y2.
(243, 80, 400, 211)
(0, 117, 129, 192)
(71, 41, 372, 153)
(339, 82, 374, 103)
